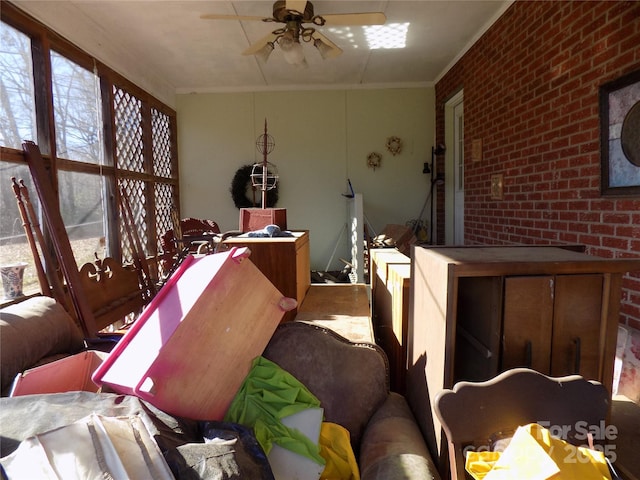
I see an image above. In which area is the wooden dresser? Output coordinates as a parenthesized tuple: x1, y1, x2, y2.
(370, 248, 412, 393)
(223, 231, 310, 322)
(405, 245, 640, 469)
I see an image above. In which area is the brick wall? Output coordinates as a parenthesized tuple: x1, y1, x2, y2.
(435, 1, 640, 328)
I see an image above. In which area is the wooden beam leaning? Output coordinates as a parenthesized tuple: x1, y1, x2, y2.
(118, 184, 156, 298)
(22, 141, 98, 337)
(11, 177, 51, 297)
(18, 178, 70, 312)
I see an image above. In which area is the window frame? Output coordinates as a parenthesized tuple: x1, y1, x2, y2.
(1, 1, 178, 301)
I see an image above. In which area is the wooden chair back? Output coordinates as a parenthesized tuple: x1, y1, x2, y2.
(434, 368, 609, 480)
(79, 257, 147, 332)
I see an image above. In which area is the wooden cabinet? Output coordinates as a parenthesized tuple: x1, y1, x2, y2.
(223, 231, 310, 322)
(405, 245, 640, 470)
(387, 263, 411, 393)
(370, 249, 411, 393)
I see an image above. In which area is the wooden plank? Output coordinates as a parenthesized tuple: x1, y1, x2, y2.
(295, 284, 373, 343)
(297, 284, 370, 318)
(18, 179, 70, 313)
(11, 177, 51, 297)
(23, 141, 97, 337)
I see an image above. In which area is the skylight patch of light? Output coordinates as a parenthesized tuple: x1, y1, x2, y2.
(327, 27, 359, 48)
(364, 23, 409, 49)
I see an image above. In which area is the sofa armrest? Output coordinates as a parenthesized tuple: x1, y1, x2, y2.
(359, 392, 441, 480)
(1, 296, 85, 396)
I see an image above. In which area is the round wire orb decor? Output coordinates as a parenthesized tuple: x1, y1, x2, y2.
(256, 133, 275, 155)
(251, 162, 279, 190)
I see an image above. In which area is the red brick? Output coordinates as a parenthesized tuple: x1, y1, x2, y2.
(434, 1, 640, 325)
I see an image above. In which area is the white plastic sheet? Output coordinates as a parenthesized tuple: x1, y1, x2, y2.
(1, 413, 173, 479)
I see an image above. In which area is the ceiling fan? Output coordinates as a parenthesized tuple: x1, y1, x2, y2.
(201, 1, 386, 66)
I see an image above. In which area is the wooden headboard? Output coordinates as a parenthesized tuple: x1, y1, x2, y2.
(79, 257, 147, 332)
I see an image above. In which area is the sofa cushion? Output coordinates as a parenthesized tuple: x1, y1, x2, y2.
(1, 296, 85, 395)
(263, 322, 389, 452)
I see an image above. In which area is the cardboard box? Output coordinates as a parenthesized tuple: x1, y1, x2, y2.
(92, 247, 296, 420)
(240, 208, 287, 232)
(10, 350, 108, 397)
(373, 224, 417, 256)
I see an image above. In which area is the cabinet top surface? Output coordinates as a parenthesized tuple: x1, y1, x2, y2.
(417, 246, 640, 274)
(223, 230, 308, 244)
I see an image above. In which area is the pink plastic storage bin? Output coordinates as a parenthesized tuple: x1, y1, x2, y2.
(11, 350, 108, 397)
(92, 247, 296, 420)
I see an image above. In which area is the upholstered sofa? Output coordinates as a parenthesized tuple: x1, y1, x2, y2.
(263, 321, 440, 480)
(0, 296, 85, 396)
(0, 296, 440, 480)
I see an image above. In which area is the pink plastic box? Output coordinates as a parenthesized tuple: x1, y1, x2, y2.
(11, 350, 108, 397)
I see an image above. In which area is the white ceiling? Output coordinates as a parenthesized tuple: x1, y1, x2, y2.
(13, 1, 510, 106)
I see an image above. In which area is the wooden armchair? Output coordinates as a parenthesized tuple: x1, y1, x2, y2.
(160, 218, 221, 257)
(434, 368, 610, 480)
(159, 218, 223, 274)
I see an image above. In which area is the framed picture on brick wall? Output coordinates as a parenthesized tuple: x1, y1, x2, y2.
(600, 69, 640, 196)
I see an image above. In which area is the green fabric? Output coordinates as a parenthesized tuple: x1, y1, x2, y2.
(224, 356, 325, 466)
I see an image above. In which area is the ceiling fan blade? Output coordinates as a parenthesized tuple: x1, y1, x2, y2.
(242, 32, 279, 56)
(321, 12, 386, 26)
(312, 31, 343, 59)
(200, 13, 268, 22)
(285, 0, 307, 14)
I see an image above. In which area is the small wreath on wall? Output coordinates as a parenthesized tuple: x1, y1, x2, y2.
(367, 152, 382, 171)
(230, 164, 279, 209)
(386, 136, 402, 156)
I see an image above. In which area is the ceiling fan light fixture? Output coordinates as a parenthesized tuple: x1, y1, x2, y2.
(282, 42, 306, 65)
(279, 30, 306, 65)
(313, 37, 332, 60)
(204, 1, 384, 65)
(256, 42, 275, 63)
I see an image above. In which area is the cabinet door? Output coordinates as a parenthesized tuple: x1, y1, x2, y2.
(502, 276, 554, 373)
(551, 274, 603, 380)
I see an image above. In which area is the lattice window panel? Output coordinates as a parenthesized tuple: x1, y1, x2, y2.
(155, 182, 175, 252)
(152, 108, 173, 178)
(113, 86, 144, 173)
(118, 178, 148, 264)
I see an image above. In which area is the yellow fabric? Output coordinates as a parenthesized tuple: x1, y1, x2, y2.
(466, 423, 612, 480)
(465, 451, 501, 480)
(318, 422, 360, 480)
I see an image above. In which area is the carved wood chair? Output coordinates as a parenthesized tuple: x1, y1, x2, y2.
(434, 368, 610, 480)
(159, 218, 243, 277)
(79, 257, 147, 332)
(159, 218, 221, 271)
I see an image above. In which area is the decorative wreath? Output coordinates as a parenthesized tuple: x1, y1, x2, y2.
(230, 164, 279, 209)
(367, 152, 382, 170)
(386, 136, 402, 156)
